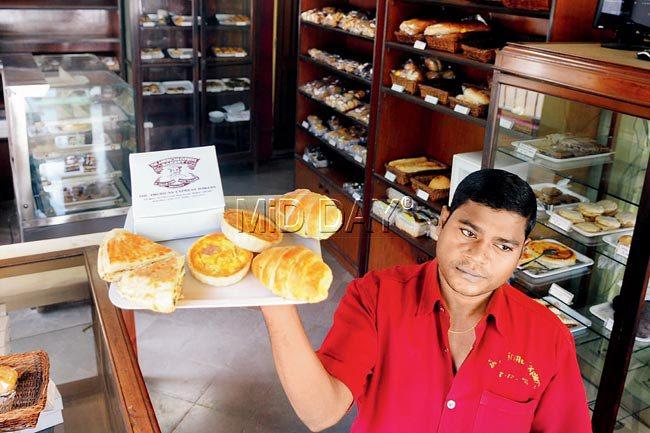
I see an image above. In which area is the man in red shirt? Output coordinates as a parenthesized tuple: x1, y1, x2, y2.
(261, 169, 592, 433)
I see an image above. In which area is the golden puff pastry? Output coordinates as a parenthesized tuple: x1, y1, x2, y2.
(271, 189, 343, 240)
(252, 246, 332, 303)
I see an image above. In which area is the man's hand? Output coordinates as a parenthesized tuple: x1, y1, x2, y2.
(261, 304, 353, 432)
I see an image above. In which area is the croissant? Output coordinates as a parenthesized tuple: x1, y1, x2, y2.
(252, 246, 332, 302)
(271, 189, 343, 240)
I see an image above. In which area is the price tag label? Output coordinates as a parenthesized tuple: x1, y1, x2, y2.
(354, 155, 363, 163)
(548, 213, 574, 232)
(416, 189, 430, 201)
(352, 192, 361, 201)
(605, 318, 614, 332)
(413, 40, 427, 50)
(385, 171, 397, 182)
(301, 121, 309, 129)
(328, 139, 337, 146)
(549, 283, 574, 305)
(615, 243, 630, 258)
(143, 121, 154, 129)
(391, 84, 405, 93)
(302, 153, 310, 162)
(499, 118, 515, 129)
(424, 95, 439, 105)
(515, 143, 538, 158)
(454, 104, 471, 115)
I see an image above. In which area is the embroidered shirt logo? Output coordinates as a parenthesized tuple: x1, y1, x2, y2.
(488, 352, 541, 389)
(149, 157, 200, 188)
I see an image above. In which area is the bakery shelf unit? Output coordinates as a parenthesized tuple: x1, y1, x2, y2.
(294, 0, 381, 276)
(123, 0, 256, 164)
(482, 43, 649, 433)
(1, 53, 136, 241)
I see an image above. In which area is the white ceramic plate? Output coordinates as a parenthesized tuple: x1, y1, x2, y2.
(108, 208, 322, 309)
(547, 206, 632, 238)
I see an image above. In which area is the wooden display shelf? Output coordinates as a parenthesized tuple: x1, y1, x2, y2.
(299, 55, 372, 86)
(301, 20, 375, 42)
(0, 0, 117, 9)
(370, 214, 436, 257)
(382, 86, 488, 127)
(297, 124, 366, 170)
(298, 90, 370, 129)
(373, 172, 444, 214)
(399, 0, 551, 18)
(295, 154, 363, 207)
(205, 58, 253, 66)
(385, 41, 495, 71)
(139, 25, 191, 30)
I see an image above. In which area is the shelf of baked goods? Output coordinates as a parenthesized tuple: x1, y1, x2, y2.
(385, 41, 494, 71)
(369, 202, 438, 258)
(373, 172, 445, 213)
(295, 154, 364, 207)
(0, 0, 118, 9)
(300, 7, 376, 42)
(297, 119, 366, 169)
(298, 77, 371, 128)
(299, 50, 372, 86)
(394, 0, 551, 19)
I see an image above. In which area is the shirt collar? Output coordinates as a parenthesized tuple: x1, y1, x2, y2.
(416, 259, 510, 336)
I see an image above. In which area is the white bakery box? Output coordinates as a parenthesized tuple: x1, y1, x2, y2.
(449, 151, 530, 205)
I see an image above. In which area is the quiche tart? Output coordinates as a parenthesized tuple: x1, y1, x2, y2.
(521, 240, 577, 269)
(221, 209, 283, 252)
(187, 233, 253, 286)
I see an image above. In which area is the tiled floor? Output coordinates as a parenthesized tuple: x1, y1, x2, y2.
(3, 158, 359, 432)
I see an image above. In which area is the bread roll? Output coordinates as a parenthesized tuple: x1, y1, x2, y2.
(221, 209, 283, 252)
(424, 21, 490, 36)
(428, 175, 450, 190)
(252, 246, 332, 302)
(0, 365, 18, 396)
(271, 189, 343, 240)
(399, 18, 437, 36)
(462, 87, 490, 105)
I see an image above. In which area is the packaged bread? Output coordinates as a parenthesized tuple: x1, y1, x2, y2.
(271, 189, 343, 240)
(399, 18, 437, 36)
(252, 246, 332, 303)
(221, 209, 283, 252)
(395, 210, 432, 238)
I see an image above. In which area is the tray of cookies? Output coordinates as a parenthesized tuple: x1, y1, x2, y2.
(517, 239, 594, 279)
(531, 183, 589, 210)
(546, 200, 636, 238)
(511, 134, 614, 167)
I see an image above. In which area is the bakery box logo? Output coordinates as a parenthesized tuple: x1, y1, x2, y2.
(149, 157, 200, 188)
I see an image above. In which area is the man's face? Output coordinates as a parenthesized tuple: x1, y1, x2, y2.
(435, 200, 529, 298)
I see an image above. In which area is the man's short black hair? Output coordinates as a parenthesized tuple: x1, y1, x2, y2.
(450, 169, 537, 237)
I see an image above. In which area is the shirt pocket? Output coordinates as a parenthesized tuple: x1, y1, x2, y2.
(471, 390, 537, 433)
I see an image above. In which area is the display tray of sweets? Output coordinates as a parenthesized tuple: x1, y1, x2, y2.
(215, 14, 251, 26)
(212, 47, 248, 57)
(511, 133, 614, 165)
(517, 239, 593, 280)
(531, 183, 589, 211)
(45, 179, 121, 211)
(161, 80, 194, 95)
(141, 48, 165, 60)
(171, 14, 193, 27)
(546, 202, 635, 238)
(38, 154, 117, 181)
(167, 48, 193, 59)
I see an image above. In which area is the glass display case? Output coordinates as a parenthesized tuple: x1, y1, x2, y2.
(2, 53, 135, 241)
(484, 43, 650, 433)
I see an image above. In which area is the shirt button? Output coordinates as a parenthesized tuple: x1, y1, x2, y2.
(440, 307, 445, 312)
(442, 347, 448, 353)
(447, 400, 456, 410)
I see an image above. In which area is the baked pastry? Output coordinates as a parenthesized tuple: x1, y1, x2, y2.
(387, 157, 447, 174)
(271, 189, 343, 240)
(221, 209, 283, 252)
(424, 21, 490, 36)
(578, 202, 604, 221)
(618, 235, 632, 246)
(557, 209, 585, 224)
(595, 215, 621, 230)
(116, 254, 185, 313)
(523, 240, 577, 269)
(399, 18, 437, 36)
(574, 222, 601, 233)
(457, 87, 490, 106)
(615, 211, 636, 228)
(0, 365, 18, 396)
(98, 229, 175, 282)
(596, 199, 618, 216)
(428, 175, 450, 190)
(252, 246, 332, 303)
(188, 233, 253, 286)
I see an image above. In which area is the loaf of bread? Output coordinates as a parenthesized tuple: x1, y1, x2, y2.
(428, 175, 450, 190)
(458, 87, 490, 105)
(271, 189, 343, 240)
(252, 246, 332, 302)
(424, 21, 490, 36)
(399, 18, 437, 36)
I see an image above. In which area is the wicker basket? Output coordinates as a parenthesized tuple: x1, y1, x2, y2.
(384, 158, 448, 185)
(449, 96, 489, 118)
(425, 34, 464, 53)
(461, 43, 497, 63)
(0, 351, 50, 432)
(411, 175, 450, 203)
(502, 0, 550, 10)
(394, 30, 424, 44)
(390, 72, 420, 95)
(418, 82, 461, 105)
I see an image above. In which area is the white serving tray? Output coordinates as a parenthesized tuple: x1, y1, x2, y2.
(603, 231, 633, 257)
(162, 80, 194, 94)
(142, 81, 164, 96)
(167, 48, 193, 59)
(109, 208, 322, 309)
(517, 239, 594, 280)
(542, 296, 590, 335)
(511, 138, 614, 167)
(530, 182, 590, 212)
(47, 180, 121, 211)
(546, 206, 632, 238)
(589, 302, 650, 343)
(215, 14, 250, 26)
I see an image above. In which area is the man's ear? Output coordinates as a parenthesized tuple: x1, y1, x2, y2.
(435, 206, 451, 240)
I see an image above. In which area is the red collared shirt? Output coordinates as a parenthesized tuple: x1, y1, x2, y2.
(316, 260, 591, 433)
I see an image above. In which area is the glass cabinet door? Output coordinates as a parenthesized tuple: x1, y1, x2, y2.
(492, 84, 649, 429)
(24, 54, 136, 220)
